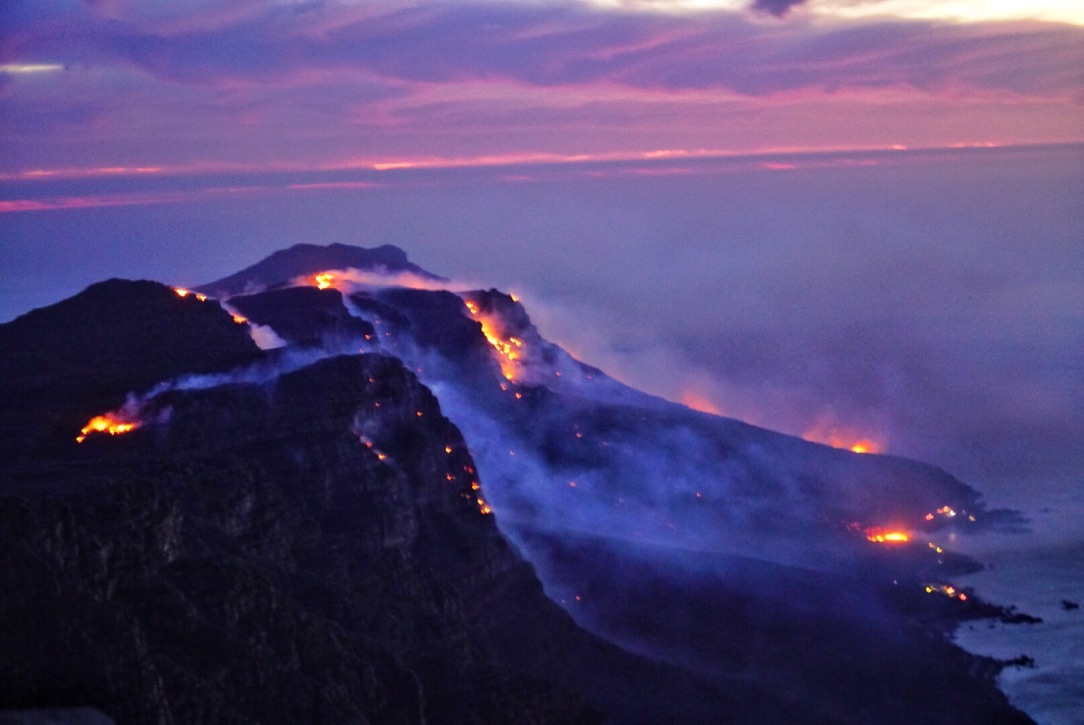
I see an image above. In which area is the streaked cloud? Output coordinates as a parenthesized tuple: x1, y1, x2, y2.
(0, 0, 1079, 177)
(0, 63, 64, 74)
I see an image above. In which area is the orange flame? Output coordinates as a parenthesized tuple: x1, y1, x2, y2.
(803, 423, 882, 454)
(231, 314, 247, 324)
(924, 583, 969, 601)
(75, 413, 139, 443)
(865, 527, 910, 544)
(314, 272, 334, 290)
(463, 299, 521, 380)
(173, 288, 206, 301)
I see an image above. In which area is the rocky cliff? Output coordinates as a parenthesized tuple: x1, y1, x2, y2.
(0, 249, 1035, 724)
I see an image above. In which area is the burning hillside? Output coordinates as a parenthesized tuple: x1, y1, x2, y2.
(75, 412, 139, 443)
(0, 244, 1034, 724)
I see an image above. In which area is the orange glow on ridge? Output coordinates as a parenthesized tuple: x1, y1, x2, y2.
(463, 299, 521, 380)
(864, 527, 910, 544)
(75, 413, 139, 443)
(680, 391, 721, 415)
(802, 420, 883, 455)
(314, 272, 335, 290)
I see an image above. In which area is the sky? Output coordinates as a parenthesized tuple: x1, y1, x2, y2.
(1, 0, 1081, 506)
(1, 0, 1081, 184)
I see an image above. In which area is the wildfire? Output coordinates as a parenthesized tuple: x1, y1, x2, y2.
(818, 435, 881, 454)
(925, 583, 969, 602)
(463, 299, 521, 380)
(802, 420, 882, 454)
(859, 525, 910, 544)
(314, 272, 334, 290)
(923, 505, 975, 523)
(75, 413, 139, 443)
(173, 288, 207, 302)
(231, 314, 247, 324)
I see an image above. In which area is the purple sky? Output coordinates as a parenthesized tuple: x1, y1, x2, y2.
(1, 0, 1081, 184)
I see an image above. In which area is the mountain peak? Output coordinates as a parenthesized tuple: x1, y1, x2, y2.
(198, 243, 446, 297)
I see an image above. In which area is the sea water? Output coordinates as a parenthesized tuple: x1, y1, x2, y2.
(953, 475, 1084, 725)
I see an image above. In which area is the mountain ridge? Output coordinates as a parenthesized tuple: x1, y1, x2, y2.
(197, 242, 446, 298)
(0, 243, 1033, 723)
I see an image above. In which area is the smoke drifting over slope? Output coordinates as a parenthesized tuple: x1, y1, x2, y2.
(0, 244, 1039, 723)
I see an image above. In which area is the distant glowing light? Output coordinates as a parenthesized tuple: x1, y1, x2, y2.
(76, 413, 139, 443)
(812, 0, 1084, 26)
(581, 0, 1084, 24)
(0, 63, 64, 74)
(803, 423, 883, 455)
(314, 272, 335, 290)
(680, 391, 722, 415)
(924, 582, 969, 601)
(175, 288, 207, 301)
(865, 527, 910, 544)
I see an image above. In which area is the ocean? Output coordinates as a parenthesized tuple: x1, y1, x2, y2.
(952, 473, 1084, 725)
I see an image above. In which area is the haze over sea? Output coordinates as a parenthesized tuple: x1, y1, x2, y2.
(2, 144, 1082, 721)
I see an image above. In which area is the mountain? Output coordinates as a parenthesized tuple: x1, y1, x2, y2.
(0, 245, 1032, 723)
(198, 243, 445, 298)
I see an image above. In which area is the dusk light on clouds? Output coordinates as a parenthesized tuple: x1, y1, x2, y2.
(1, 0, 1081, 184)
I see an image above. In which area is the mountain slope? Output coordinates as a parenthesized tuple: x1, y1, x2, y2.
(198, 243, 445, 298)
(0, 244, 1033, 723)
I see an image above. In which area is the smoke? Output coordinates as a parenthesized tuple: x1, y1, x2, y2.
(287, 267, 475, 295)
(248, 323, 288, 350)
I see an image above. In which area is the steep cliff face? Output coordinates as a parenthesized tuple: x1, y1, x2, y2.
(0, 350, 602, 722)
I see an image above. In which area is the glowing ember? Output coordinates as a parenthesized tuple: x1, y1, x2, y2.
(314, 272, 334, 290)
(924, 583, 969, 601)
(463, 298, 521, 380)
(864, 527, 910, 544)
(802, 423, 882, 454)
(231, 314, 247, 324)
(173, 288, 206, 301)
(680, 391, 722, 415)
(75, 413, 139, 443)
